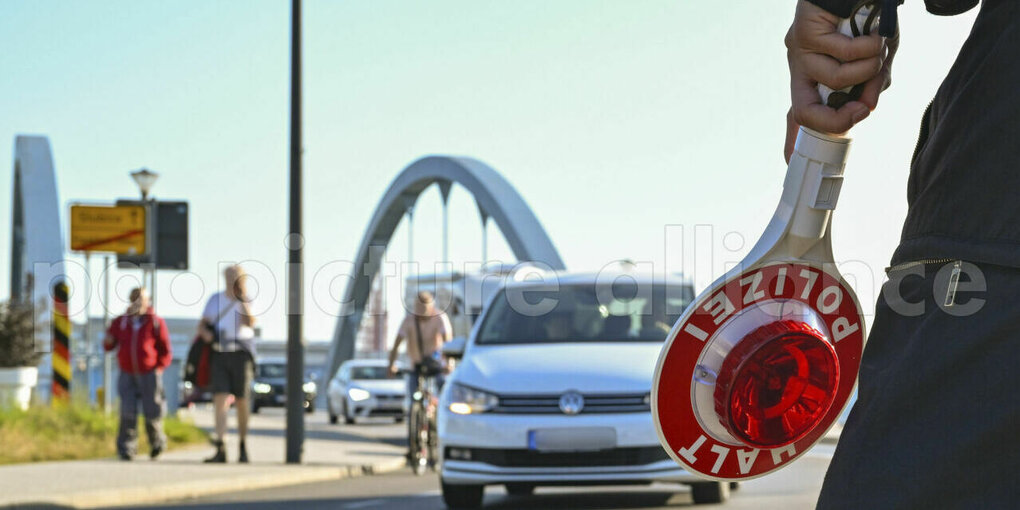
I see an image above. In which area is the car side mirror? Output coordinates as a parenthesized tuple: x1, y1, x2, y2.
(443, 336, 467, 359)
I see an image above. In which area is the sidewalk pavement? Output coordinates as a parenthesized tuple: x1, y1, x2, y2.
(0, 407, 408, 509)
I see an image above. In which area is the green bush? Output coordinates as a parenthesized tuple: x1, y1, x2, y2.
(0, 404, 207, 464)
(0, 300, 40, 368)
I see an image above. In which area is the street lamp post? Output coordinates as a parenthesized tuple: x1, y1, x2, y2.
(286, 0, 305, 464)
(130, 168, 159, 301)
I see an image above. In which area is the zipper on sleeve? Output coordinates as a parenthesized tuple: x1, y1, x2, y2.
(884, 257, 957, 274)
(943, 260, 962, 308)
(910, 100, 935, 166)
(885, 259, 964, 307)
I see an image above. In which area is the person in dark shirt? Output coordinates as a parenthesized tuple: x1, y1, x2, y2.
(786, 1, 1020, 508)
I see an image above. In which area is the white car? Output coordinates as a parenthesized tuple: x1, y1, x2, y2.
(438, 273, 732, 509)
(327, 359, 406, 425)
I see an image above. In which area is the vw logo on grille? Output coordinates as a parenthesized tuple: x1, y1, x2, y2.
(559, 391, 584, 415)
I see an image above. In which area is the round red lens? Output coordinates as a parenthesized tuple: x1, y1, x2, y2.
(714, 320, 839, 448)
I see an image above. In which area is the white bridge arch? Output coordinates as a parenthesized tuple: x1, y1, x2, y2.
(326, 155, 565, 377)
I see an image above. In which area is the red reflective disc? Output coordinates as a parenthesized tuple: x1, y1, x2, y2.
(714, 320, 839, 448)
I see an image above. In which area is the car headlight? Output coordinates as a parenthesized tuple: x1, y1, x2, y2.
(253, 382, 272, 394)
(348, 387, 371, 402)
(302, 381, 317, 393)
(448, 383, 499, 415)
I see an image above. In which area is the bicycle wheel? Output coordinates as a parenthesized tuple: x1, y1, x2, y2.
(410, 401, 429, 476)
(426, 399, 439, 470)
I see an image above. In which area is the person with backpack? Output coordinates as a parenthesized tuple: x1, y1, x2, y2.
(103, 287, 172, 461)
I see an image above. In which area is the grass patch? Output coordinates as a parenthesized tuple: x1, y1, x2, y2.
(0, 404, 207, 465)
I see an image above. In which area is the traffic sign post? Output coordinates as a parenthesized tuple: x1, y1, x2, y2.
(69, 204, 147, 255)
(114, 199, 189, 270)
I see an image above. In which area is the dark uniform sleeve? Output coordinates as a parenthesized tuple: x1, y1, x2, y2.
(923, 0, 978, 15)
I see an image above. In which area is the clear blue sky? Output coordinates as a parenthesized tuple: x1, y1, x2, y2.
(0, 1, 977, 342)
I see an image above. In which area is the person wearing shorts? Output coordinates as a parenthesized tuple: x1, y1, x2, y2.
(198, 264, 256, 464)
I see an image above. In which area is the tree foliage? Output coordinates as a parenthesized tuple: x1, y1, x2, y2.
(0, 300, 41, 368)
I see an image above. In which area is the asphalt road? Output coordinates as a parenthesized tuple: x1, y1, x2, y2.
(231, 406, 407, 449)
(115, 408, 835, 510)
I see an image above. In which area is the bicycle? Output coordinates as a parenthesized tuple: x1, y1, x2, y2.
(404, 366, 439, 476)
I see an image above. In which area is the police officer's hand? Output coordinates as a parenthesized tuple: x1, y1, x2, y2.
(785, 0, 898, 162)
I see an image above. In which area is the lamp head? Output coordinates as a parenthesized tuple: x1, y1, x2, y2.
(130, 168, 159, 199)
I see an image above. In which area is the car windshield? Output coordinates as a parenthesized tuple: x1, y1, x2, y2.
(257, 363, 286, 378)
(350, 366, 390, 380)
(476, 282, 692, 345)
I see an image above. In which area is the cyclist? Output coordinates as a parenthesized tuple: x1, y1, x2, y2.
(387, 291, 453, 462)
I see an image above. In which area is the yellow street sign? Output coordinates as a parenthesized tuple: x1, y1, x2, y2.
(69, 204, 147, 254)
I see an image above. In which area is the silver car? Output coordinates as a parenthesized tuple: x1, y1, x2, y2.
(327, 359, 406, 424)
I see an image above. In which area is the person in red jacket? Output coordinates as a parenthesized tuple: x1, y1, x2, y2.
(104, 287, 172, 460)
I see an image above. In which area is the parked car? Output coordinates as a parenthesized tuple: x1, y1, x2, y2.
(251, 358, 317, 413)
(437, 272, 732, 508)
(327, 359, 406, 425)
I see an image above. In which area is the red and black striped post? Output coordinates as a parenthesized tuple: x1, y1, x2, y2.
(51, 282, 71, 404)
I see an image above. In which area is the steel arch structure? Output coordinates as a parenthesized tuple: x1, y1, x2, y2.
(10, 135, 66, 358)
(326, 155, 565, 378)
(10, 136, 66, 302)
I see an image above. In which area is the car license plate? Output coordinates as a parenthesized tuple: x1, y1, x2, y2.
(275, 395, 286, 404)
(528, 427, 616, 452)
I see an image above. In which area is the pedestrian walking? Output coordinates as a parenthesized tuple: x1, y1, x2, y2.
(103, 287, 171, 461)
(199, 264, 257, 463)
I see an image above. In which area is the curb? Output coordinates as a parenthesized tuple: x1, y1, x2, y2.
(1, 457, 407, 509)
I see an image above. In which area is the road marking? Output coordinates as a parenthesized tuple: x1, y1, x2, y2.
(343, 499, 384, 509)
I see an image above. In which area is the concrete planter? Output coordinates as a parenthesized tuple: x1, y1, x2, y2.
(0, 366, 38, 410)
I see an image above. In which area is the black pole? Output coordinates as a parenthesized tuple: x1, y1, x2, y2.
(286, 0, 304, 464)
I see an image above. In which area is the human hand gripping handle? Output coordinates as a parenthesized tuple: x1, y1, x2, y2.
(818, 4, 883, 108)
(785, 0, 897, 162)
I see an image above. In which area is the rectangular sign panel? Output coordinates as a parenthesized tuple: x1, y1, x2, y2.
(69, 204, 147, 254)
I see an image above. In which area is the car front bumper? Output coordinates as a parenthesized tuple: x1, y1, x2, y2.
(347, 394, 405, 418)
(438, 411, 698, 485)
(440, 458, 692, 485)
(254, 391, 315, 406)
